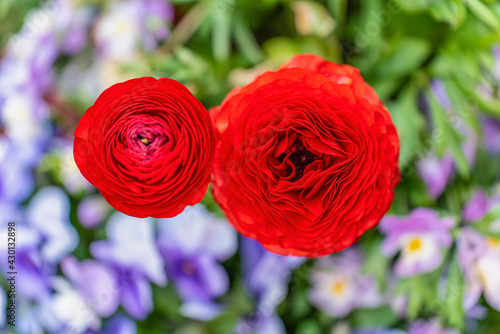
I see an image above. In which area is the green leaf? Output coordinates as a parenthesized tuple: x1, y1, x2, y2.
(169, 0, 198, 3)
(390, 0, 429, 13)
(373, 38, 431, 80)
(233, 15, 265, 64)
(442, 80, 481, 133)
(396, 276, 427, 319)
(201, 186, 225, 217)
(289, 289, 313, 318)
(426, 90, 470, 177)
(327, 0, 348, 28)
(361, 234, 391, 291)
(206, 312, 239, 334)
(0, 0, 16, 19)
(295, 319, 322, 334)
(386, 85, 424, 170)
(464, 0, 500, 33)
(440, 256, 465, 330)
(211, 0, 234, 62)
(429, 0, 467, 27)
(453, 78, 500, 118)
(352, 306, 399, 328)
(473, 206, 500, 238)
(396, 270, 443, 320)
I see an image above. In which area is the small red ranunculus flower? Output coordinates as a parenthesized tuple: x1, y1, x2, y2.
(210, 54, 400, 257)
(74, 77, 214, 218)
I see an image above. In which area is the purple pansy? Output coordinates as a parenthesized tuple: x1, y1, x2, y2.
(380, 208, 455, 277)
(157, 205, 237, 321)
(235, 313, 288, 334)
(91, 213, 167, 320)
(26, 186, 79, 264)
(15, 299, 47, 334)
(308, 248, 384, 318)
(460, 190, 500, 312)
(0, 187, 77, 301)
(61, 256, 120, 318)
(0, 211, 52, 301)
(236, 236, 304, 333)
(101, 314, 137, 334)
(44, 277, 101, 333)
(458, 228, 500, 311)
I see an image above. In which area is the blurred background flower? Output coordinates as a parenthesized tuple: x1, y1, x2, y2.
(1, 0, 500, 333)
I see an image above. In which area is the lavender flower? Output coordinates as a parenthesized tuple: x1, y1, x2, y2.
(308, 248, 384, 318)
(417, 153, 455, 199)
(53, 0, 93, 55)
(408, 319, 459, 334)
(0, 288, 5, 327)
(380, 208, 455, 277)
(157, 205, 237, 321)
(493, 45, 500, 82)
(352, 329, 405, 334)
(94, 0, 173, 61)
(481, 116, 500, 155)
(0, 141, 36, 204)
(91, 213, 167, 320)
(77, 195, 110, 229)
(463, 190, 500, 223)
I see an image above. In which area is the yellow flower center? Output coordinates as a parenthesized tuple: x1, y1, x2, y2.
(330, 279, 347, 295)
(487, 237, 500, 249)
(408, 237, 422, 252)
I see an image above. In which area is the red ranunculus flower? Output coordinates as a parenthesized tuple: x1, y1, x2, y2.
(210, 54, 400, 257)
(74, 77, 214, 218)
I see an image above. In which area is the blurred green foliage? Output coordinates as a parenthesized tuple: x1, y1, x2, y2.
(3, 0, 500, 333)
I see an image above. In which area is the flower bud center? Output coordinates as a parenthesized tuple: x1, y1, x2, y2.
(289, 140, 319, 178)
(280, 139, 319, 181)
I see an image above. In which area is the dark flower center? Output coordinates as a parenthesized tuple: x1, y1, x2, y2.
(280, 140, 319, 181)
(129, 127, 170, 158)
(180, 260, 197, 276)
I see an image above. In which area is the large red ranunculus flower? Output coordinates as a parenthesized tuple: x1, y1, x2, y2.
(74, 77, 214, 218)
(210, 54, 400, 257)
